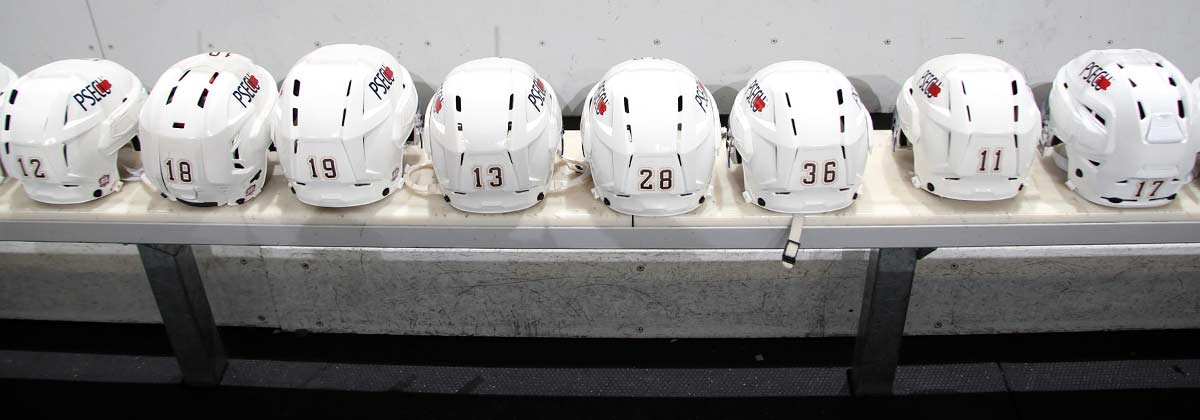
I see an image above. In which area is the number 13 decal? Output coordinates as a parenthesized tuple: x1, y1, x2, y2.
(638, 168, 673, 190)
(472, 166, 504, 189)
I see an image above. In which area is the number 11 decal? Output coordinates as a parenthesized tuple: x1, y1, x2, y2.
(977, 148, 1002, 173)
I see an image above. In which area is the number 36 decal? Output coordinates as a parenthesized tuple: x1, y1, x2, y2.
(800, 160, 837, 185)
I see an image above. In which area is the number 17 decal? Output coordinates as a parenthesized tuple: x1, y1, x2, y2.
(1134, 180, 1165, 198)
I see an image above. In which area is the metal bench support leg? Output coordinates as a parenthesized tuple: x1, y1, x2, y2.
(849, 247, 923, 397)
(137, 244, 226, 386)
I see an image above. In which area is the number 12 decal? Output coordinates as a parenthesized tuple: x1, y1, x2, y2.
(977, 148, 1002, 173)
(16, 157, 47, 179)
(638, 168, 673, 190)
(472, 166, 504, 189)
(1134, 180, 1165, 198)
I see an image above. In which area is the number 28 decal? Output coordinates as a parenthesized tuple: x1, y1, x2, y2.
(638, 168, 673, 190)
(16, 157, 47, 179)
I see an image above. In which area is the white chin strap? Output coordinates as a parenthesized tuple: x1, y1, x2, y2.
(402, 160, 443, 196)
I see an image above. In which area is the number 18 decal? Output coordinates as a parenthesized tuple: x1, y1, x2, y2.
(638, 168, 673, 190)
(977, 148, 1002, 173)
(163, 159, 193, 183)
(1134, 180, 1165, 198)
(16, 157, 47, 179)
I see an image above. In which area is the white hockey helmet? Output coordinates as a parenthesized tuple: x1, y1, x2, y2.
(581, 58, 719, 216)
(0, 62, 18, 183)
(728, 61, 872, 213)
(1044, 49, 1198, 208)
(422, 57, 563, 213)
(0, 59, 146, 204)
(139, 52, 277, 207)
(893, 54, 1040, 201)
(274, 44, 418, 207)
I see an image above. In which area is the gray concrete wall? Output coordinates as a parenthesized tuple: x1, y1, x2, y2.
(2, 243, 1197, 337)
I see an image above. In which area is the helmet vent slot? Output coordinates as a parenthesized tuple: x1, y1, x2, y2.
(233, 148, 240, 159)
(1168, 77, 1177, 87)
(961, 82, 967, 95)
(966, 105, 972, 122)
(677, 95, 683, 112)
(625, 124, 632, 142)
(197, 89, 209, 108)
(341, 109, 347, 126)
(1011, 80, 1018, 95)
(1129, 79, 1137, 88)
(837, 89, 844, 105)
(62, 145, 68, 166)
(1094, 113, 1106, 126)
(1088, 160, 1101, 167)
(166, 86, 177, 104)
(345, 80, 352, 96)
(1137, 102, 1146, 120)
(3, 115, 8, 131)
(1116, 63, 1125, 69)
(291, 108, 298, 126)
(456, 123, 463, 131)
(8, 89, 16, 104)
(1013, 106, 1018, 122)
(234, 163, 244, 169)
(676, 122, 682, 132)
(177, 70, 190, 81)
(208, 72, 219, 84)
(455, 96, 462, 112)
(790, 119, 797, 136)
(293, 80, 301, 96)
(624, 97, 629, 113)
(785, 92, 792, 107)
(507, 121, 513, 135)
(839, 115, 845, 133)
(1155, 62, 1164, 68)
(1013, 134, 1019, 149)
(1178, 100, 1186, 118)
(840, 146, 847, 159)
(3, 143, 8, 154)
(172, 122, 185, 129)
(508, 94, 514, 110)
(1062, 82, 1068, 90)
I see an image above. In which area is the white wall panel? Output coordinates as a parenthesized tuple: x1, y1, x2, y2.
(0, 0, 102, 74)
(36, 0, 1197, 114)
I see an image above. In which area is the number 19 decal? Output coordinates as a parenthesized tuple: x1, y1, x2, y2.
(472, 166, 504, 189)
(977, 148, 1002, 173)
(307, 157, 337, 179)
(638, 168, 673, 190)
(1134, 180, 1165, 198)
